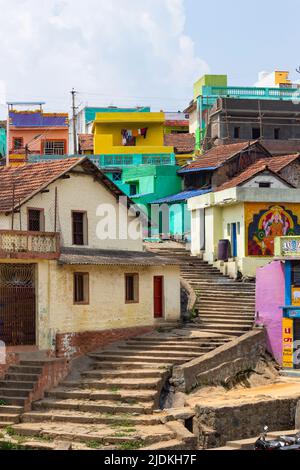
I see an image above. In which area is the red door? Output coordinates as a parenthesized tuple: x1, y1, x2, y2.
(154, 276, 164, 318)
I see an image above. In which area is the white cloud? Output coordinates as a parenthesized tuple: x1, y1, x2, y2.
(0, 0, 209, 116)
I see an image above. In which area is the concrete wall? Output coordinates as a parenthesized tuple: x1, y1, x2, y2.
(256, 261, 285, 363)
(172, 329, 265, 392)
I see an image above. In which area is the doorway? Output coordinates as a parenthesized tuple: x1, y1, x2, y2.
(0, 264, 36, 346)
(154, 276, 164, 319)
(231, 223, 237, 258)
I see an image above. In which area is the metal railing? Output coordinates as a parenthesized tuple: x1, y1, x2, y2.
(28, 153, 176, 167)
(0, 230, 60, 259)
(202, 86, 300, 101)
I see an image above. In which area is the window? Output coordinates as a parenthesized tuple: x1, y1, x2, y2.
(274, 128, 280, 140)
(13, 137, 23, 150)
(28, 209, 44, 232)
(233, 127, 240, 139)
(237, 222, 241, 235)
(129, 183, 139, 196)
(259, 182, 271, 188)
(125, 273, 139, 303)
(252, 128, 261, 139)
(292, 263, 300, 288)
(72, 211, 88, 246)
(43, 140, 65, 155)
(112, 172, 122, 182)
(227, 224, 231, 236)
(74, 273, 89, 304)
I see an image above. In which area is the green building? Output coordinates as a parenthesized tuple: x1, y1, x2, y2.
(0, 127, 6, 159)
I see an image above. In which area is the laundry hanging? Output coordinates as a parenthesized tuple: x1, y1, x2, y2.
(121, 128, 148, 145)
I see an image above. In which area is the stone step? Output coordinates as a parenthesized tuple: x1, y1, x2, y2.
(90, 361, 173, 370)
(22, 410, 164, 426)
(5, 373, 40, 382)
(9, 365, 43, 375)
(0, 421, 17, 428)
(0, 405, 23, 414)
(197, 322, 251, 330)
(0, 381, 35, 390)
(198, 328, 250, 336)
(0, 413, 20, 423)
(198, 315, 254, 322)
(62, 377, 162, 390)
(117, 344, 212, 353)
(82, 369, 164, 379)
(129, 336, 230, 343)
(97, 349, 200, 358)
(0, 396, 27, 406)
(198, 318, 254, 325)
(45, 387, 157, 403)
(0, 388, 30, 398)
(89, 354, 200, 364)
(141, 439, 186, 450)
(11, 422, 176, 447)
(33, 398, 154, 414)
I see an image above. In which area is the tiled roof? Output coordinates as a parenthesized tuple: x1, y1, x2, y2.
(9, 111, 68, 128)
(78, 134, 94, 152)
(266, 153, 300, 172)
(216, 159, 294, 192)
(178, 141, 261, 173)
(152, 188, 211, 204)
(0, 157, 128, 213)
(59, 247, 180, 266)
(164, 133, 195, 154)
(165, 120, 189, 127)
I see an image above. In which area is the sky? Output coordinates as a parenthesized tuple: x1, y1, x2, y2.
(0, 0, 300, 118)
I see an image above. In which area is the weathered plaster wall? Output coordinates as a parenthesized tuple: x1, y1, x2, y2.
(256, 261, 285, 363)
(0, 171, 143, 252)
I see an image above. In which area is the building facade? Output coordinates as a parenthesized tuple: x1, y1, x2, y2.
(0, 158, 180, 357)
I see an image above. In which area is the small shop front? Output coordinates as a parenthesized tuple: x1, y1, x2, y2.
(256, 236, 300, 372)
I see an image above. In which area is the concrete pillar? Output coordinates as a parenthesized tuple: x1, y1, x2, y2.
(295, 401, 300, 429)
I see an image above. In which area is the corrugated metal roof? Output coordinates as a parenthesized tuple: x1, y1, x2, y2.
(178, 166, 218, 174)
(152, 188, 211, 204)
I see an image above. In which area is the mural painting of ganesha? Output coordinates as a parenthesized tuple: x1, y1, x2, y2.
(247, 204, 300, 256)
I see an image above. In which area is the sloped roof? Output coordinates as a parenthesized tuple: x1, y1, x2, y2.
(178, 141, 270, 173)
(216, 160, 295, 192)
(164, 133, 195, 154)
(165, 120, 189, 127)
(9, 111, 68, 128)
(0, 157, 130, 213)
(78, 134, 94, 152)
(152, 188, 211, 204)
(58, 247, 180, 266)
(266, 153, 300, 172)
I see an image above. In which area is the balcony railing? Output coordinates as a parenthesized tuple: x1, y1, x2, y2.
(202, 86, 300, 101)
(0, 230, 60, 260)
(28, 153, 177, 167)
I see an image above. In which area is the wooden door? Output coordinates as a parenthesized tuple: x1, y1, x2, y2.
(154, 276, 164, 318)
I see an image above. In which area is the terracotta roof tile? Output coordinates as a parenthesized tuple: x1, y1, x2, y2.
(0, 158, 83, 212)
(180, 141, 259, 171)
(165, 120, 189, 127)
(78, 134, 94, 152)
(164, 133, 195, 154)
(266, 153, 300, 172)
(216, 159, 294, 192)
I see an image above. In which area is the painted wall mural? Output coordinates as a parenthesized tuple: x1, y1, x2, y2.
(246, 203, 300, 256)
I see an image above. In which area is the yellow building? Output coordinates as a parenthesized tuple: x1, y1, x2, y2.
(93, 112, 174, 156)
(188, 162, 300, 278)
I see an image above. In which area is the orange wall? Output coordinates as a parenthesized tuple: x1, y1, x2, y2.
(9, 128, 69, 154)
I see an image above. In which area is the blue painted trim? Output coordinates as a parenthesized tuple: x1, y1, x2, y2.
(178, 166, 218, 174)
(285, 261, 292, 307)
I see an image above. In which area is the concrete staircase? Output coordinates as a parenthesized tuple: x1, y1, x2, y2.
(147, 244, 256, 337)
(7, 330, 232, 450)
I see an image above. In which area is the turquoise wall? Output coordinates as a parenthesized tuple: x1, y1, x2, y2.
(0, 128, 6, 157)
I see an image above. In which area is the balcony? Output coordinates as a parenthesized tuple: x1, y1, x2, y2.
(0, 230, 60, 260)
(28, 153, 177, 167)
(202, 85, 300, 101)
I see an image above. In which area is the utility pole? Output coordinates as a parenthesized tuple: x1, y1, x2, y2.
(71, 88, 78, 155)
